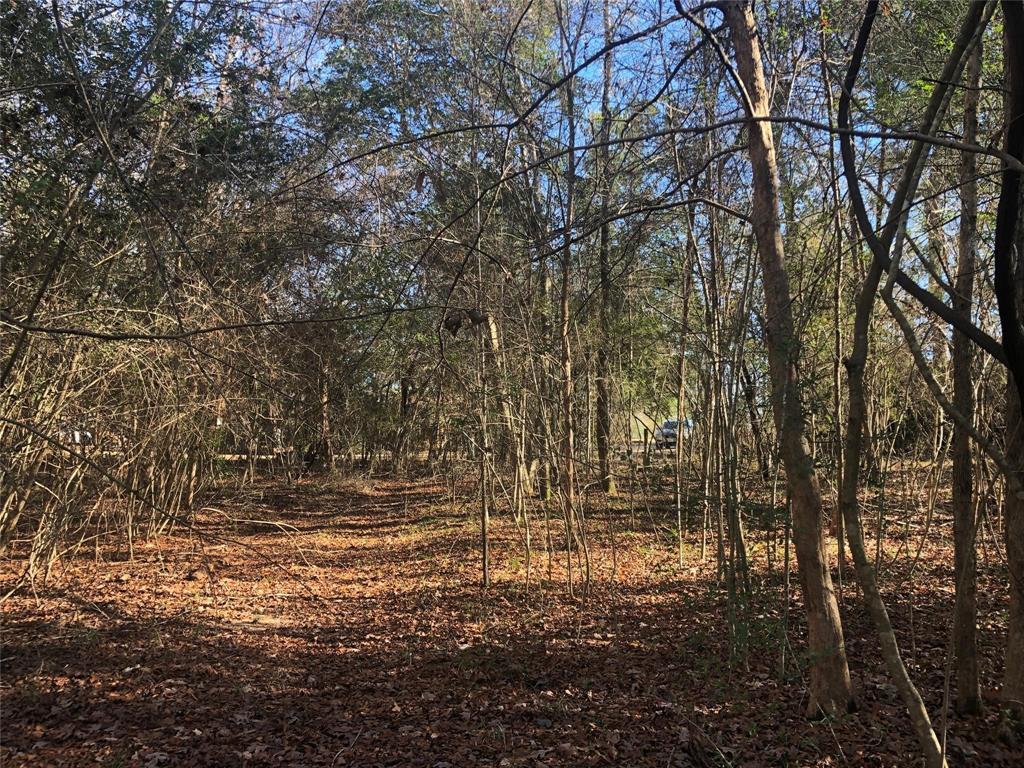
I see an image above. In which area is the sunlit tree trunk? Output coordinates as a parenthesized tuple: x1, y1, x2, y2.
(722, 0, 852, 715)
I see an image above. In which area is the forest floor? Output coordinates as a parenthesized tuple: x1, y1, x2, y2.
(2, 474, 1022, 767)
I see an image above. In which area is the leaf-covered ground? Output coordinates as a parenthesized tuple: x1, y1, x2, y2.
(2, 477, 1021, 766)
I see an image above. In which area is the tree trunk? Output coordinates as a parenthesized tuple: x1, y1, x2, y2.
(998, 0, 1024, 716)
(952, 40, 982, 716)
(596, 0, 616, 496)
(836, 3, 991, 762)
(740, 362, 769, 481)
(478, 326, 490, 588)
(558, 27, 588, 594)
(722, 0, 852, 716)
(675, 221, 695, 565)
(818, 11, 846, 577)
(1005, 383, 1024, 715)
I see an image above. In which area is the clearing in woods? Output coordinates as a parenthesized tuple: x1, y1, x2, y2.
(1, 477, 1019, 767)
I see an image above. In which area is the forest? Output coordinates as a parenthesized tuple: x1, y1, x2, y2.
(2, 0, 1024, 765)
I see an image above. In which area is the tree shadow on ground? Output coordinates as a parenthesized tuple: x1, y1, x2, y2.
(2, 478, 1020, 767)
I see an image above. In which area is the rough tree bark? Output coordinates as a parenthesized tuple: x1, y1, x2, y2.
(722, 0, 852, 716)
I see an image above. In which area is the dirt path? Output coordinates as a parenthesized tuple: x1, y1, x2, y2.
(1, 478, 1019, 766)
